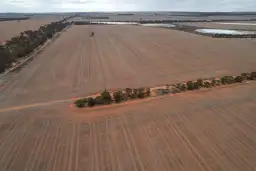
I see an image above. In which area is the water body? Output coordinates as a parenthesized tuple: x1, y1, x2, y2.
(92, 22, 138, 25)
(217, 22, 256, 26)
(196, 28, 255, 35)
(141, 24, 176, 28)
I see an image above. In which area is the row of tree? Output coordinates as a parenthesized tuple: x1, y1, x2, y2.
(75, 88, 151, 108)
(0, 21, 72, 73)
(173, 72, 255, 93)
(75, 71, 256, 108)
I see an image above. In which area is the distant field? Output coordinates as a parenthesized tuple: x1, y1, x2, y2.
(0, 25, 255, 108)
(0, 82, 255, 171)
(0, 17, 62, 43)
(177, 21, 256, 30)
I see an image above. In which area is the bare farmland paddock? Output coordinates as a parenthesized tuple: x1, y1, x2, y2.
(0, 83, 255, 171)
(1, 25, 256, 108)
(0, 17, 62, 43)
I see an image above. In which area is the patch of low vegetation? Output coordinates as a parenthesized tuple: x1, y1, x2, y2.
(74, 71, 255, 108)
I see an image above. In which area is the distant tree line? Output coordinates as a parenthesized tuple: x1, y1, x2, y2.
(0, 21, 72, 73)
(0, 17, 30, 21)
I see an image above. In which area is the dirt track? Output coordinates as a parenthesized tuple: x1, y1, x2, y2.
(0, 83, 255, 171)
(1, 25, 255, 108)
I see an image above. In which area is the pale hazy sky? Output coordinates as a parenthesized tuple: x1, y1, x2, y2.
(1, 0, 256, 13)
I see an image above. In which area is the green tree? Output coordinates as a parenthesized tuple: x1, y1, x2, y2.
(100, 89, 112, 104)
(137, 88, 146, 99)
(125, 88, 133, 98)
(251, 72, 256, 79)
(74, 98, 87, 108)
(186, 81, 195, 90)
(197, 79, 204, 87)
(146, 88, 151, 97)
(180, 84, 187, 91)
(211, 79, 216, 86)
(234, 76, 243, 83)
(204, 82, 211, 88)
(87, 97, 95, 107)
(113, 91, 125, 103)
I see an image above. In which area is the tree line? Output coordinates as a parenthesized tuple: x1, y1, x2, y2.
(74, 71, 256, 108)
(0, 21, 72, 73)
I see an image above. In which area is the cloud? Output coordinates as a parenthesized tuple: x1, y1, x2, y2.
(1, 0, 256, 12)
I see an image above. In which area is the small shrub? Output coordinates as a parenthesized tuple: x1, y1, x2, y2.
(74, 98, 87, 108)
(234, 76, 244, 83)
(175, 83, 181, 89)
(165, 84, 170, 90)
(125, 88, 133, 97)
(221, 77, 227, 84)
(204, 81, 211, 88)
(113, 91, 125, 103)
(180, 84, 187, 91)
(193, 82, 200, 90)
(94, 96, 106, 105)
(211, 79, 216, 86)
(157, 88, 169, 95)
(197, 79, 204, 87)
(241, 72, 250, 80)
(133, 88, 138, 97)
(251, 72, 256, 79)
(186, 81, 195, 90)
(87, 97, 95, 107)
(100, 89, 112, 104)
(138, 88, 146, 99)
(172, 87, 181, 94)
(145, 88, 151, 97)
(216, 79, 221, 86)
(221, 76, 234, 84)
(129, 93, 137, 99)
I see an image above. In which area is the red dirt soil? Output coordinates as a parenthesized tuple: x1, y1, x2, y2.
(0, 83, 255, 171)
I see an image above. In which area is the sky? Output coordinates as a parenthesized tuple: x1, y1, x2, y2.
(1, 0, 256, 13)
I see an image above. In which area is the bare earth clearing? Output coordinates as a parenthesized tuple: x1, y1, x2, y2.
(177, 21, 256, 30)
(0, 17, 62, 43)
(0, 83, 255, 171)
(1, 25, 255, 108)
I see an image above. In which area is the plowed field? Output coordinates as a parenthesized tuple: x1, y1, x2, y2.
(0, 24, 256, 171)
(0, 82, 255, 171)
(1, 25, 255, 108)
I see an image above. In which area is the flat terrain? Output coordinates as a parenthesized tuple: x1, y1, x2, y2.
(0, 82, 255, 171)
(0, 17, 62, 43)
(177, 22, 256, 30)
(1, 25, 256, 108)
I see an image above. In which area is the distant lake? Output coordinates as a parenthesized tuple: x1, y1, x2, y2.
(196, 28, 255, 35)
